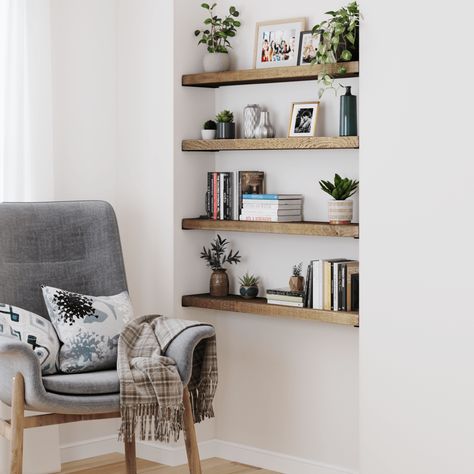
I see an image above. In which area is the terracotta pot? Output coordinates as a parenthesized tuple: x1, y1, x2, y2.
(210, 269, 229, 297)
(289, 276, 304, 291)
(328, 200, 353, 224)
(240, 285, 259, 299)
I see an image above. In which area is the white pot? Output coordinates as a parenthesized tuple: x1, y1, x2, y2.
(328, 200, 353, 224)
(203, 52, 230, 73)
(201, 129, 216, 140)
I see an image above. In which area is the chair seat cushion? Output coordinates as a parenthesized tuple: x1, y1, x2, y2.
(42, 370, 119, 395)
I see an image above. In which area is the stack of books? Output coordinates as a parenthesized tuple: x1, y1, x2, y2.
(265, 288, 304, 307)
(304, 259, 359, 311)
(240, 194, 303, 222)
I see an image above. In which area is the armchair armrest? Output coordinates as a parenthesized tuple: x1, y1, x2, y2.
(0, 336, 43, 407)
(164, 325, 215, 386)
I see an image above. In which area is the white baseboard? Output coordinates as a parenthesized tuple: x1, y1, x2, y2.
(61, 436, 357, 474)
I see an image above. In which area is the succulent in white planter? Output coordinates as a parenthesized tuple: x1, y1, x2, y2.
(194, 3, 241, 73)
(201, 120, 217, 140)
(319, 174, 359, 224)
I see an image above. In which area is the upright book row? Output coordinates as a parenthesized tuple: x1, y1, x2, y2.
(304, 259, 359, 312)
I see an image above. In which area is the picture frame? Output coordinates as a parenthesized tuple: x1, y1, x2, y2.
(254, 18, 306, 69)
(288, 101, 320, 137)
(297, 30, 320, 66)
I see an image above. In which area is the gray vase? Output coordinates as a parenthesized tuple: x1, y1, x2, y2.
(216, 122, 235, 139)
(243, 104, 261, 139)
(254, 111, 275, 139)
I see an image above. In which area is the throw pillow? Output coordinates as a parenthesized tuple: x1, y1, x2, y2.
(0, 304, 60, 375)
(41, 286, 134, 374)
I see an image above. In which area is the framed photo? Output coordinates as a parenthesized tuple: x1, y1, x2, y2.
(297, 30, 320, 66)
(288, 102, 320, 137)
(254, 18, 306, 69)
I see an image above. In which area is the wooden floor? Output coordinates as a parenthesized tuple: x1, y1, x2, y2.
(60, 453, 279, 473)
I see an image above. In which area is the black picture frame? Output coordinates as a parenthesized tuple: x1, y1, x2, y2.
(297, 30, 319, 66)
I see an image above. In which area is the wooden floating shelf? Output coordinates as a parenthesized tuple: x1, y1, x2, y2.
(182, 136, 359, 152)
(182, 218, 359, 238)
(182, 294, 359, 326)
(182, 62, 359, 88)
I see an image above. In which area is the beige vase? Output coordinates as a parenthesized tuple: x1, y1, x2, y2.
(328, 200, 353, 224)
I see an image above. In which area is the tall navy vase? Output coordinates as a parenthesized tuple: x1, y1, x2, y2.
(339, 86, 358, 136)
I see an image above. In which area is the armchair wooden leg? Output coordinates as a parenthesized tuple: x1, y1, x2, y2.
(124, 434, 137, 474)
(10, 373, 25, 474)
(183, 387, 202, 474)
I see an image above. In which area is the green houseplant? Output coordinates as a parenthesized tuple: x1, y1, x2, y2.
(239, 272, 260, 299)
(194, 3, 241, 73)
(201, 119, 217, 140)
(289, 262, 304, 291)
(200, 234, 241, 296)
(215, 110, 235, 139)
(319, 174, 359, 224)
(311, 1, 360, 98)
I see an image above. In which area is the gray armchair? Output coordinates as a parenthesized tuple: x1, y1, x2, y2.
(0, 201, 212, 474)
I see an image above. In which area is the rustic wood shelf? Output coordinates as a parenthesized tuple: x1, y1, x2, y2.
(182, 62, 359, 88)
(182, 218, 359, 238)
(182, 294, 359, 326)
(182, 136, 358, 152)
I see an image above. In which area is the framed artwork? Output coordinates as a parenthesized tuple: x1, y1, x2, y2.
(297, 30, 320, 66)
(254, 18, 306, 69)
(288, 101, 320, 137)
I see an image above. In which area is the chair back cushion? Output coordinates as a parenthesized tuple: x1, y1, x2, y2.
(0, 201, 128, 320)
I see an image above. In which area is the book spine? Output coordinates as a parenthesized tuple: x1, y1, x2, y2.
(337, 263, 343, 311)
(323, 261, 331, 311)
(303, 264, 310, 308)
(341, 263, 347, 311)
(242, 194, 279, 200)
(212, 172, 217, 220)
(206, 172, 211, 218)
(265, 294, 304, 303)
(351, 273, 359, 311)
(222, 173, 228, 220)
(266, 289, 304, 297)
(226, 173, 232, 220)
(267, 300, 304, 308)
(331, 263, 336, 311)
(307, 264, 313, 309)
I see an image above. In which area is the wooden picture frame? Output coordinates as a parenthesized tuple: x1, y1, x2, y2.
(288, 101, 320, 137)
(254, 18, 306, 69)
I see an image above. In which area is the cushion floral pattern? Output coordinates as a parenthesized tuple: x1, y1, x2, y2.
(41, 286, 134, 374)
(0, 304, 60, 375)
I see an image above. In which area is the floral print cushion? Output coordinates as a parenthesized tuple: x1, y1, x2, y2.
(41, 286, 134, 374)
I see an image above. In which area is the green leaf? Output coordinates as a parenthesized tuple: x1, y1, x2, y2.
(194, 30, 201, 36)
(204, 18, 212, 24)
(229, 5, 236, 13)
(232, 10, 239, 16)
(345, 32, 355, 44)
(340, 49, 352, 61)
(233, 20, 241, 27)
(201, 3, 210, 9)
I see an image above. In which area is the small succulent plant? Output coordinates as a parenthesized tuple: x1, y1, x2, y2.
(319, 173, 359, 200)
(216, 110, 234, 123)
(292, 262, 303, 277)
(203, 120, 217, 130)
(239, 272, 259, 287)
(200, 234, 241, 271)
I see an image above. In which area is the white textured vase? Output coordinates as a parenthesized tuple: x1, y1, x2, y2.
(254, 111, 275, 139)
(201, 129, 216, 140)
(243, 104, 261, 139)
(203, 53, 230, 73)
(328, 200, 353, 224)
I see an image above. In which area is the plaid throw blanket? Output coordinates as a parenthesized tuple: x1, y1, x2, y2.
(117, 314, 217, 443)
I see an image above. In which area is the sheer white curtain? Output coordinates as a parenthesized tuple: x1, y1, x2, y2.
(0, 0, 54, 202)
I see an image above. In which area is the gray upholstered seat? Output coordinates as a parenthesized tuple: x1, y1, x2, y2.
(43, 370, 120, 396)
(0, 201, 215, 414)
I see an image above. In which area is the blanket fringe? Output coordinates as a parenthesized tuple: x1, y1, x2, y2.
(189, 375, 218, 423)
(118, 403, 184, 443)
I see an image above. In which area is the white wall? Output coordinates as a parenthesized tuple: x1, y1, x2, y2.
(359, 1, 474, 473)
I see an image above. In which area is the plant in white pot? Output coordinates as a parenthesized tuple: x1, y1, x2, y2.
(201, 120, 217, 140)
(319, 174, 359, 224)
(194, 3, 241, 73)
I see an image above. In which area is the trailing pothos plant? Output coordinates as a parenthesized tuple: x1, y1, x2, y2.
(311, 1, 360, 98)
(194, 3, 241, 54)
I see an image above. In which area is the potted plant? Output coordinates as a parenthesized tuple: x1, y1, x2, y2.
(215, 110, 235, 139)
(201, 120, 217, 140)
(194, 3, 241, 73)
(319, 173, 359, 224)
(289, 262, 304, 291)
(311, 1, 360, 98)
(200, 234, 241, 296)
(239, 272, 259, 299)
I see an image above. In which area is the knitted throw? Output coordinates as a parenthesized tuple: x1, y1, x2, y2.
(117, 314, 217, 443)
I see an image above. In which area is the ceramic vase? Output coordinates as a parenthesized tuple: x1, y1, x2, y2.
(203, 53, 230, 73)
(339, 86, 358, 136)
(216, 122, 235, 139)
(243, 104, 261, 139)
(210, 269, 229, 297)
(254, 111, 275, 139)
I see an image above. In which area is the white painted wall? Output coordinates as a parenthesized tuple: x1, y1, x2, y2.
(359, 1, 474, 473)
